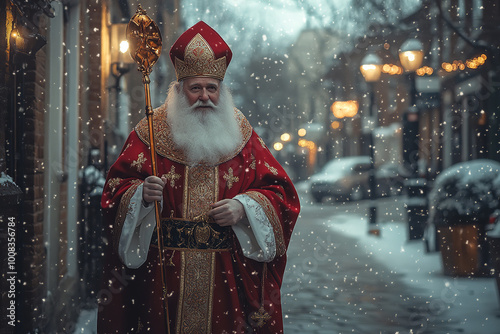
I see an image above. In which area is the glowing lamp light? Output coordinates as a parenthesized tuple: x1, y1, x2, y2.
(119, 40, 129, 54)
(280, 133, 291, 142)
(399, 39, 424, 72)
(11, 28, 19, 39)
(273, 142, 284, 151)
(331, 121, 341, 130)
(331, 100, 359, 119)
(360, 53, 382, 82)
(298, 139, 316, 150)
(298, 128, 307, 137)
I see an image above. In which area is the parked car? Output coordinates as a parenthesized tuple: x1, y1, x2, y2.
(310, 156, 404, 203)
(310, 156, 371, 203)
(375, 163, 404, 197)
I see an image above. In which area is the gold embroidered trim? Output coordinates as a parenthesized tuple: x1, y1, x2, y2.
(223, 167, 239, 189)
(264, 162, 278, 176)
(176, 251, 216, 334)
(113, 180, 143, 251)
(257, 137, 267, 149)
(184, 166, 218, 220)
(176, 166, 219, 332)
(245, 190, 286, 257)
(107, 177, 122, 194)
(123, 143, 132, 153)
(162, 165, 181, 188)
(131, 152, 147, 172)
(135, 108, 252, 166)
(250, 154, 256, 170)
(174, 33, 227, 81)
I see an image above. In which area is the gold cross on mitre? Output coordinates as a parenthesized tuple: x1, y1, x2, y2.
(250, 306, 271, 327)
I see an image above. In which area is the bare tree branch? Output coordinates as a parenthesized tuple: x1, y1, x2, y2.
(435, 0, 491, 53)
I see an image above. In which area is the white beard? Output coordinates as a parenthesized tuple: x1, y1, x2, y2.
(164, 81, 243, 166)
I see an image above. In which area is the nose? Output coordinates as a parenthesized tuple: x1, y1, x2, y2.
(199, 88, 209, 102)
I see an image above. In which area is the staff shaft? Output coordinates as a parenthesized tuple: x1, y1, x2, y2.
(143, 74, 171, 334)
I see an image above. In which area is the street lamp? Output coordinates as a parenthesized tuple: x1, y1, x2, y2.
(399, 38, 427, 240)
(105, 22, 133, 172)
(360, 53, 382, 236)
(399, 38, 423, 176)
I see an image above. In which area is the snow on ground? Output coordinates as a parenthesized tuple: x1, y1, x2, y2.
(327, 211, 500, 333)
(72, 308, 97, 334)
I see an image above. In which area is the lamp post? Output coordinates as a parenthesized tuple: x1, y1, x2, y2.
(399, 38, 427, 240)
(105, 22, 133, 172)
(110, 23, 132, 131)
(360, 53, 382, 236)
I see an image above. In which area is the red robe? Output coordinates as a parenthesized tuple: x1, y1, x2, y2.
(98, 107, 300, 333)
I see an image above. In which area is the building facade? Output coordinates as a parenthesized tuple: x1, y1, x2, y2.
(0, 0, 180, 332)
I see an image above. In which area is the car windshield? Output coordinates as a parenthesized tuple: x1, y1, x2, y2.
(321, 157, 370, 175)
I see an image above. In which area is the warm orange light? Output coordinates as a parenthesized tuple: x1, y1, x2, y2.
(331, 121, 341, 130)
(360, 64, 382, 82)
(298, 139, 316, 150)
(280, 133, 291, 142)
(273, 142, 284, 151)
(298, 128, 307, 137)
(331, 100, 358, 119)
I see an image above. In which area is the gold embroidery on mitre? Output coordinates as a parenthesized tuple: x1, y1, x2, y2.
(174, 33, 227, 81)
(131, 152, 147, 172)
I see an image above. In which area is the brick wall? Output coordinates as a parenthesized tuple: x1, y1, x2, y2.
(17, 13, 49, 334)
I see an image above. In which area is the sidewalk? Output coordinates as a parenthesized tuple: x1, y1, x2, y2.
(282, 185, 500, 333)
(325, 210, 500, 333)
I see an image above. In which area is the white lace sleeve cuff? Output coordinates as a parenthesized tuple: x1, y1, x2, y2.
(118, 183, 159, 269)
(232, 194, 276, 262)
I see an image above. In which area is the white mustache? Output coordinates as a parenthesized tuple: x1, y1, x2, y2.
(191, 100, 217, 109)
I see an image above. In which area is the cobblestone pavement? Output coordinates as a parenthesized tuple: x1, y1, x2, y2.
(282, 193, 461, 334)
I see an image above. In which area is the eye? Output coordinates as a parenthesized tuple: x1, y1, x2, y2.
(207, 86, 218, 93)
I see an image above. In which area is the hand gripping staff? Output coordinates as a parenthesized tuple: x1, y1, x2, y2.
(126, 5, 171, 333)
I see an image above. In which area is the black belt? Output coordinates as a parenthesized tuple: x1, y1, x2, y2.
(151, 218, 232, 250)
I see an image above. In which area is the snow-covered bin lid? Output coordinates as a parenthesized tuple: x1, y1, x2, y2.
(0, 172, 22, 197)
(428, 160, 500, 225)
(488, 221, 500, 238)
(404, 178, 427, 187)
(404, 197, 428, 207)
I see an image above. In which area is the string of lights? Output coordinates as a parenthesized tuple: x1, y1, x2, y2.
(378, 54, 487, 77)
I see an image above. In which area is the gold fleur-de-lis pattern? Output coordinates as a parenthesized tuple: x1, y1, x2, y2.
(264, 162, 278, 176)
(107, 177, 122, 194)
(131, 152, 147, 172)
(223, 167, 239, 189)
(250, 154, 256, 170)
(162, 165, 181, 188)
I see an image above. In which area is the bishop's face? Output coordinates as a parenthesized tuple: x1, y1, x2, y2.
(181, 77, 220, 111)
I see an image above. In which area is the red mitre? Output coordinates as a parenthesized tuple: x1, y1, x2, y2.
(169, 21, 232, 81)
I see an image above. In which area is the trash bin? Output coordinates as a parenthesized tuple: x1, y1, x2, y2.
(489, 236, 500, 302)
(405, 178, 428, 240)
(438, 223, 488, 277)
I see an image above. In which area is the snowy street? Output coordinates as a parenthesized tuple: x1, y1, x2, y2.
(281, 183, 500, 333)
